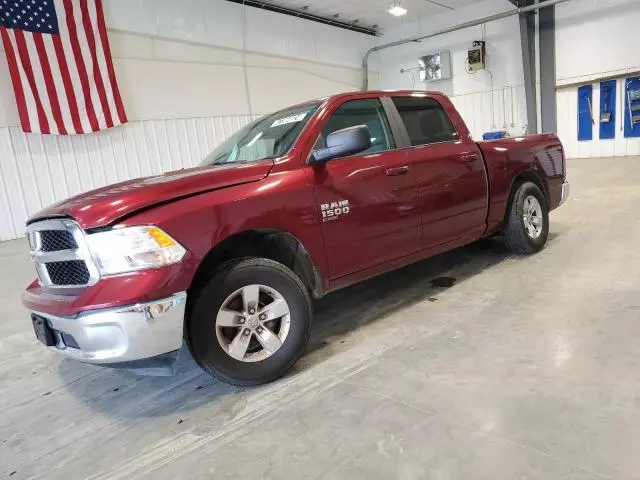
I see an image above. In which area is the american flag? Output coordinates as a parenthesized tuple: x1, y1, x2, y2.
(0, 0, 127, 134)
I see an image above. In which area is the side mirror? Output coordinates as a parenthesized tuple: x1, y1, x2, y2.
(311, 125, 372, 163)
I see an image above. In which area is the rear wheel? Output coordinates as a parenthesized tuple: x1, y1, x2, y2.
(187, 258, 312, 386)
(503, 181, 549, 254)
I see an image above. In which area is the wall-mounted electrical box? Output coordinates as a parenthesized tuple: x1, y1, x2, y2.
(419, 51, 452, 82)
(467, 41, 486, 71)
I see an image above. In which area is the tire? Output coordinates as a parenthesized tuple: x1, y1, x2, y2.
(187, 258, 312, 386)
(503, 181, 549, 254)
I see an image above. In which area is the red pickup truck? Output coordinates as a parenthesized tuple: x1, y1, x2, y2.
(23, 90, 568, 385)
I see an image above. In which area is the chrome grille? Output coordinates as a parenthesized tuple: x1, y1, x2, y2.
(39, 230, 78, 252)
(27, 219, 99, 289)
(46, 261, 91, 285)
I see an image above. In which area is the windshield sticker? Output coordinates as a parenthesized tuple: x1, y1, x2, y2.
(271, 112, 307, 128)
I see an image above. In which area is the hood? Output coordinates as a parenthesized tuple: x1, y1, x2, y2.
(29, 159, 274, 229)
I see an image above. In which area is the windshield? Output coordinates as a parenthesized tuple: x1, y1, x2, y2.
(200, 103, 321, 166)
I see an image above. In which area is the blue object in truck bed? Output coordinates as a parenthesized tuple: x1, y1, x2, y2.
(482, 131, 508, 140)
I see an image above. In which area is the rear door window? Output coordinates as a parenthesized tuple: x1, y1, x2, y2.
(391, 97, 459, 146)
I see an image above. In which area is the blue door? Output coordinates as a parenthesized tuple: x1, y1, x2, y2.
(599, 80, 616, 140)
(624, 77, 640, 138)
(578, 85, 593, 141)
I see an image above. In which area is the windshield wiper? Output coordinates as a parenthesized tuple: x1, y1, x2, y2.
(210, 153, 231, 165)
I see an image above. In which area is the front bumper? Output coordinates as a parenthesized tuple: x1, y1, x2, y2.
(559, 181, 570, 206)
(29, 292, 187, 364)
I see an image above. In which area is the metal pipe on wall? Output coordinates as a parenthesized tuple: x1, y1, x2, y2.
(361, 0, 573, 91)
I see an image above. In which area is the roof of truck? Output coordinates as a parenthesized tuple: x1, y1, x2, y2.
(326, 89, 447, 102)
(286, 90, 449, 111)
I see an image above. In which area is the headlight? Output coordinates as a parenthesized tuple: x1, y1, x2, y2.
(86, 226, 186, 275)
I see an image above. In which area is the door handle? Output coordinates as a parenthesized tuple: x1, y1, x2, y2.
(460, 154, 478, 164)
(385, 166, 410, 176)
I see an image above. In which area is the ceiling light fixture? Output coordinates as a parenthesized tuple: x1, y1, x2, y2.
(387, 1, 408, 16)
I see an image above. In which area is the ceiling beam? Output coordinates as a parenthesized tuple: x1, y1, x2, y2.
(508, 0, 536, 6)
(423, 0, 455, 11)
(225, 0, 378, 36)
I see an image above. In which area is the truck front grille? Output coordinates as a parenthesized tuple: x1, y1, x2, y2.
(27, 219, 99, 289)
(39, 230, 78, 252)
(46, 260, 91, 285)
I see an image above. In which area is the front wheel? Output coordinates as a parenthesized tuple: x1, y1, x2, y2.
(187, 258, 312, 386)
(503, 181, 549, 254)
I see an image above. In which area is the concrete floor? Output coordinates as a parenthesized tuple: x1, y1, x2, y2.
(2, 157, 640, 479)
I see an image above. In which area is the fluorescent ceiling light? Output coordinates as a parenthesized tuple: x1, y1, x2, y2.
(387, 2, 407, 16)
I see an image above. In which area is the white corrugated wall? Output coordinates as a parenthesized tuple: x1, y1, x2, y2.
(450, 86, 529, 140)
(0, 114, 261, 241)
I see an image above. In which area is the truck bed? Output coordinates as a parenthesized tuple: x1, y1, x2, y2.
(476, 133, 566, 234)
